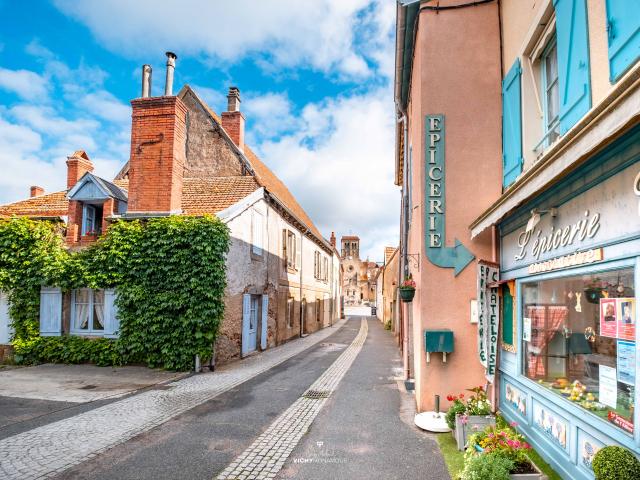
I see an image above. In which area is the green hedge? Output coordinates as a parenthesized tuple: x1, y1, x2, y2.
(0, 215, 229, 371)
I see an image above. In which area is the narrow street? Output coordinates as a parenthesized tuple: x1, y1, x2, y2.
(0, 314, 448, 480)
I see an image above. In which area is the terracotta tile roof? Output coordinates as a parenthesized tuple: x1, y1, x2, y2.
(181, 176, 260, 214)
(341, 235, 360, 240)
(0, 177, 260, 219)
(0, 191, 69, 217)
(243, 146, 324, 241)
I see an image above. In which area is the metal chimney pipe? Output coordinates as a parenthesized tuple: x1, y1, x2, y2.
(141, 64, 152, 98)
(164, 51, 177, 96)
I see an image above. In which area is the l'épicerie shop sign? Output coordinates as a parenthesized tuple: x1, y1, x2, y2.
(498, 162, 640, 473)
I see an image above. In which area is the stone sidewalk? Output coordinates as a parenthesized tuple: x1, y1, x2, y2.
(0, 319, 347, 480)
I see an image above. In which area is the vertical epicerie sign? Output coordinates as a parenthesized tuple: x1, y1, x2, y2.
(425, 114, 444, 250)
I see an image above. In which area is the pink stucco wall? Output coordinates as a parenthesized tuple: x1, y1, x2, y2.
(405, 1, 503, 412)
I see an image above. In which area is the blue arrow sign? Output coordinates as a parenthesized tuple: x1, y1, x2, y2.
(424, 114, 475, 276)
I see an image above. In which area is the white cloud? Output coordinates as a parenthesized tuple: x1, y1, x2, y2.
(52, 0, 392, 80)
(255, 87, 399, 260)
(77, 91, 130, 124)
(0, 68, 48, 101)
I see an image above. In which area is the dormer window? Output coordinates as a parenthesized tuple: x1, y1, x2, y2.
(82, 204, 103, 235)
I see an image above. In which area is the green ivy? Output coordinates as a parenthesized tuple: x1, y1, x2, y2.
(0, 215, 229, 371)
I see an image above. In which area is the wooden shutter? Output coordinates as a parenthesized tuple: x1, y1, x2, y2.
(295, 235, 301, 270)
(502, 59, 523, 188)
(103, 289, 120, 338)
(282, 229, 288, 268)
(554, 0, 591, 134)
(0, 291, 12, 344)
(606, 0, 640, 81)
(40, 287, 62, 336)
(261, 295, 268, 350)
(241, 294, 251, 356)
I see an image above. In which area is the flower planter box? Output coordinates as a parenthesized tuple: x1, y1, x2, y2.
(510, 457, 548, 480)
(454, 414, 495, 451)
(399, 287, 415, 302)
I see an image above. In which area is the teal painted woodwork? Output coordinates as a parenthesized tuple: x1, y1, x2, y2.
(241, 294, 252, 356)
(502, 59, 523, 188)
(501, 284, 514, 346)
(605, 0, 640, 81)
(424, 329, 454, 353)
(424, 114, 474, 276)
(554, 0, 592, 134)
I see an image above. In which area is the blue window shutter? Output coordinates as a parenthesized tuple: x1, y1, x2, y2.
(554, 0, 591, 134)
(103, 289, 119, 338)
(40, 287, 62, 336)
(261, 294, 268, 350)
(605, 0, 640, 81)
(502, 59, 523, 188)
(241, 294, 251, 356)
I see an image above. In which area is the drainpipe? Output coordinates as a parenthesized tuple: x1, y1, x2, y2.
(397, 106, 410, 380)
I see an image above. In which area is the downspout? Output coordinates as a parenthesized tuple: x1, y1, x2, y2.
(397, 107, 410, 380)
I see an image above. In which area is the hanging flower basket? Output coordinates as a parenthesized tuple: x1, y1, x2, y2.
(399, 287, 415, 303)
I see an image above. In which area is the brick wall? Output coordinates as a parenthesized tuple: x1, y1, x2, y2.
(128, 96, 187, 214)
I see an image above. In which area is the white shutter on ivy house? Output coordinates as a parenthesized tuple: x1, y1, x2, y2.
(39, 287, 62, 336)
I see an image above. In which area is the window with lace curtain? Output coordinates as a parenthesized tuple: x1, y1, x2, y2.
(71, 289, 105, 335)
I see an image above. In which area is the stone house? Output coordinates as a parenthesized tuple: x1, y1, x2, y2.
(0, 54, 342, 365)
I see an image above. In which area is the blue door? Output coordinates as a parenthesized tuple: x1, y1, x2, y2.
(242, 294, 258, 355)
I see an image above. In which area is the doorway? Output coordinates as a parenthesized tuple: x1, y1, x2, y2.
(242, 294, 259, 355)
(300, 298, 307, 336)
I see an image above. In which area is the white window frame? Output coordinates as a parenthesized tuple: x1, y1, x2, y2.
(70, 288, 105, 335)
(540, 35, 560, 150)
(284, 229, 297, 270)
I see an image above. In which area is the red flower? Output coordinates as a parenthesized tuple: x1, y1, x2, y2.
(459, 393, 464, 398)
(446, 395, 453, 401)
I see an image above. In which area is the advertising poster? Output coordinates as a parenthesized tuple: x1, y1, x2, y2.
(599, 365, 618, 409)
(477, 261, 499, 382)
(617, 340, 636, 385)
(599, 298, 618, 338)
(523, 317, 532, 342)
(617, 298, 635, 341)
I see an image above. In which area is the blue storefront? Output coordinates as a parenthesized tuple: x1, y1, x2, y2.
(497, 125, 640, 479)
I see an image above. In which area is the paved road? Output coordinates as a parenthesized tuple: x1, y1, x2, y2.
(2, 315, 449, 480)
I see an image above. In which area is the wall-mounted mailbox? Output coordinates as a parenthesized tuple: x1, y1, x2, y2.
(424, 329, 454, 363)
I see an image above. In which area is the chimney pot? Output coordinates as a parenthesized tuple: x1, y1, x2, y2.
(164, 51, 177, 96)
(227, 86, 241, 112)
(141, 64, 152, 98)
(30, 186, 45, 197)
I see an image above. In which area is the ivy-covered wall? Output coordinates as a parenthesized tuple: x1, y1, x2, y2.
(0, 215, 229, 371)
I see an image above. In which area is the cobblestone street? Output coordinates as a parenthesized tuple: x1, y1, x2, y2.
(0, 314, 448, 480)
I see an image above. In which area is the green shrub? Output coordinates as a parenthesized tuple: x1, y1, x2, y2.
(0, 215, 229, 371)
(592, 446, 640, 480)
(14, 336, 123, 367)
(461, 453, 513, 480)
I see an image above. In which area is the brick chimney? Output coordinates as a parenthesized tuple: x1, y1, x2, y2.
(330, 231, 336, 247)
(127, 55, 186, 215)
(30, 186, 45, 197)
(66, 151, 94, 189)
(221, 87, 245, 152)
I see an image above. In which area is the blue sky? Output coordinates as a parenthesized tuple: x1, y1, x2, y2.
(0, 0, 398, 261)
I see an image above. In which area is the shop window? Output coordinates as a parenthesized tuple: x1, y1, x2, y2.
(522, 267, 635, 435)
(71, 289, 105, 335)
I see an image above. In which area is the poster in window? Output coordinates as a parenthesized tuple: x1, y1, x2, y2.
(522, 317, 532, 342)
(616, 340, 635, 385)
(599, 365, 618, 409)
(599, 298, 618, 338)
(617, 298, 635, 341)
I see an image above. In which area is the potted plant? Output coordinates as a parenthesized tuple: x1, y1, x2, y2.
(592, 445, 640, 480)
(465, 422, 548, 479)
(446, 386, 495, 450)
(399, 275, 416, 302)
